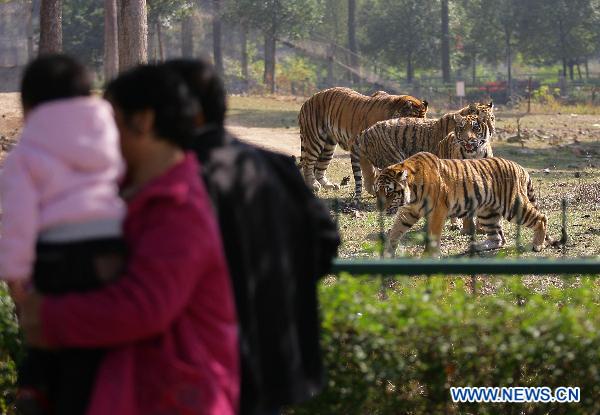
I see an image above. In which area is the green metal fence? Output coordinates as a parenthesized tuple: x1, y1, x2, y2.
(331, 197, 600, 277)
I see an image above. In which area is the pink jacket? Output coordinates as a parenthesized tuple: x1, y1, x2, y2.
(41, 154, 239, 415)
(0, 97, 125, 280)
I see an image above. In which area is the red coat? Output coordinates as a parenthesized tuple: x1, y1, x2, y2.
(40, 154, 239, 415)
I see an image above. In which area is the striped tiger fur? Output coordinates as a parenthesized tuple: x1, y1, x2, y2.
(352, 102, 495, 199)
(438, 113, 494, 233)
(374, 152, 554, 257)
(438, 113, 494, 159)
(298, 87, 428, 192)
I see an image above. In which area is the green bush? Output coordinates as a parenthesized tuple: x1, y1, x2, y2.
(292, 276, 600, 415)
(0, 285, 20, 414)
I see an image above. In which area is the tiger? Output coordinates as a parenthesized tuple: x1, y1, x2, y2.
(437, 112, 495, 233)
(298, 87, 428, 192)
(438, 113, 494, 159)
(374, 152, 555, 257)
(351, 102, 495, 199)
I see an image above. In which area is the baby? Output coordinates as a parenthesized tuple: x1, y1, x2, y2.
(0, 55, 125, 414)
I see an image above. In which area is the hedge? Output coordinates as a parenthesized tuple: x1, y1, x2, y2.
(1, 278, 600, 414)
(292, 276, 600, 415)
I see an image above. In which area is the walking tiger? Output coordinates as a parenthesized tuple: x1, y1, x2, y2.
(352, 102, 495, 199)
(374, 152, 556, 257)
(298, 87, 428, 192)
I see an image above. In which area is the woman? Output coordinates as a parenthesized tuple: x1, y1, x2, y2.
(17, 65, 239, 415)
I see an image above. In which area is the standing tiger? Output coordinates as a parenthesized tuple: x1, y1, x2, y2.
(298, 87, 428, 192)
(374, 152, 555, 257)
(352, 102, 495, 199)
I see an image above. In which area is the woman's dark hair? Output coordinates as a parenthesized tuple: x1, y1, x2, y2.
(21, 54, 92, 110)
(105, 64, 198, 148)
(162, 59, 226, 126)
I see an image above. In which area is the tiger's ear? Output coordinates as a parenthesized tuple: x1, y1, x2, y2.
(487, 101, 494, 109)
(422, 100, 429, 109)
(397, 169, 408, 181)
(453, 113, 465, 127)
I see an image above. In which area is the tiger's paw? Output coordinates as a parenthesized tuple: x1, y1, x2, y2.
(317, 177, 340, 190)
(532, 243, 545, 252)
(471, 238, 504, 252)
(311, 181, 322, 192)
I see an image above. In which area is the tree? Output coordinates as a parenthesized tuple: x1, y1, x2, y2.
(226, 0, 322, 93)
(146, 0, 193, 62)
(362, 0, 439, 83)
(212, 0, 223, 74)
(348, 0, 359, 84)
(62, 0, 103, 68)
(518, 0, 598, 80)
(181, 12, 194, 57)
(118, 0, 148, 70)
(440, 0, 451, 83)
(39, 0, 62, 54)
(104, 0, 118, 79)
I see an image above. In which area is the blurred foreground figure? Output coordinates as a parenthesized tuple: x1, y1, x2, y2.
(18, 65, 239, 415)
(164, 59, 340, 415)
(0, 54, 125, 415)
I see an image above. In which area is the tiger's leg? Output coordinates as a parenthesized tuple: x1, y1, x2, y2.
(424, 206, 448, 256)
(511, 200, 548, 252)
(351, 152, 363, 199)
(472, 211, 505, 251)
(314, 138, 340, 190)
(384, 207, 421, 257)
(460, 216, 476, 235)
(300, 131, 324, 192)
(359, 157, 377, 196)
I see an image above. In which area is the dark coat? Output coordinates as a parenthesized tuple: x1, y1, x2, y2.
(191, 126, 340, 415)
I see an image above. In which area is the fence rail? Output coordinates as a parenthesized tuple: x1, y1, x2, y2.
(332, 258, 600, 275)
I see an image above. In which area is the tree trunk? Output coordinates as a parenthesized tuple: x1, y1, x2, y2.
(568, 60, 574, 81)
(441, 0, 451, 83)
(562, 57, 567, 78)
(39, 0, 62, 54)
(471, 54, 477, 84)
(118, 0, 148, 71)
(104, 0, 118, 81)
(157, 21, 164, 61)
(348, 0, 359, 84)
(327, 54, 334, 87)
(576, 60, 582, 80)
(27, 1, 35, 58)
(240, 23, 248, 92)
(263, 27, 276, 94)
(212, 0, 223, 74)
(505, 30, 512, 99)
(181, 14, 194, 58)
(584, 57, 589, 79)
(406, 53, 414, 83)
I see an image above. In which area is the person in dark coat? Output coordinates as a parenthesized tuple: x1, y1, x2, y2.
(162, 59, 340, 415)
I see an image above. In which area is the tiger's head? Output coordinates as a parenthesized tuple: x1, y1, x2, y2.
(452, 113, 491, 157)
(464, 101, 495, 135)
(374, 167, 411, 210)
(391, 96, 429, 119)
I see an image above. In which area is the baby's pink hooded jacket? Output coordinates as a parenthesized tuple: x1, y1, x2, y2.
(0, 97, 125, 280)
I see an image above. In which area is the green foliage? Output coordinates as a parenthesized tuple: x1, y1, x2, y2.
(276, 55, 317, 94)
(359, 0, 439, 82)
(62, 0, 104, 69)
(0, 285, 21, 414)
(292, 276, 600, 414)
(147, 0, 194, 24)
(223, 0, 323, 39)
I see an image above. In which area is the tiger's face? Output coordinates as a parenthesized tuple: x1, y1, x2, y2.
(375, 168, 411, 210)
(453, 114, 491, 157)
(392, 97, 428, 119)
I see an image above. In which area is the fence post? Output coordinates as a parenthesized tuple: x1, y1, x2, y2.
(515, 197, 523, 255)
(561, 198, 568, 256)
(469, 218, 477, 295)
